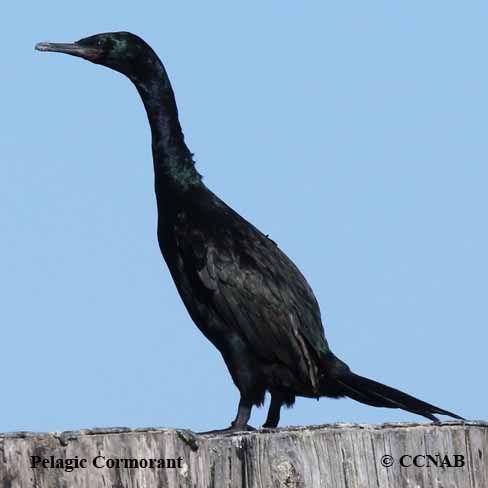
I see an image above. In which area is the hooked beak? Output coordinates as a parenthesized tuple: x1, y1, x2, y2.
(35, 41, 102, 62)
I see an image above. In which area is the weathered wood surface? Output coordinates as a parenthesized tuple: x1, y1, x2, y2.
(0, 421, 486, 487)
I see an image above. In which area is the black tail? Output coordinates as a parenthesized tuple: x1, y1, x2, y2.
(329, 366, 464, 422)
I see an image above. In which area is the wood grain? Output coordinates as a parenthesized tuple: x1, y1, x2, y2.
(1, 421, 486, 487)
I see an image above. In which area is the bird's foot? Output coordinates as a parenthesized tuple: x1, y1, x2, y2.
(197, 424, 255, 436)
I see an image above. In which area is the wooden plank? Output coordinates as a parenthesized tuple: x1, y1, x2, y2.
(0, 421, 486, 487)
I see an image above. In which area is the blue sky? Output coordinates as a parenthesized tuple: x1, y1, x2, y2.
(1, 1, 486, 433)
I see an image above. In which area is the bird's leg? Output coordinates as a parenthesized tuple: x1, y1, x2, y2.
(230, 398, 253, 430)
(263, 392, 284, 428)
(198, 397, 255, 435)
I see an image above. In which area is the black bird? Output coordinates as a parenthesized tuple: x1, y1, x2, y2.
(36, 32, 463, 431)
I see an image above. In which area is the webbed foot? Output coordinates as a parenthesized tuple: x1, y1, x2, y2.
(198, 424, 255, 435)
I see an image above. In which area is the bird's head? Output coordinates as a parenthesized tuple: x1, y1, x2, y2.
(35, 32, 155, 79)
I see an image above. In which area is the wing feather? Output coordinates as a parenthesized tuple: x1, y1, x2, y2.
(175, 202, 330, 391)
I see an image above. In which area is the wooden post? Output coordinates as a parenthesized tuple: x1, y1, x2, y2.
(1, 421, 486, 487)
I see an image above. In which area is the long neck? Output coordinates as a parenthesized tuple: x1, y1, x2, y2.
(131, 56, 202, 191)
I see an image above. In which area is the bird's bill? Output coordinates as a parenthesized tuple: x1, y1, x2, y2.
(35, 42, 102, 61)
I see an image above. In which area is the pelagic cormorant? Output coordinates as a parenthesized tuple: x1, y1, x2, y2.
(36, 32, 463, 431)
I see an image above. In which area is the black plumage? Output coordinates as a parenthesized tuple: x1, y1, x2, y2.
(36, 32, 463, 431)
